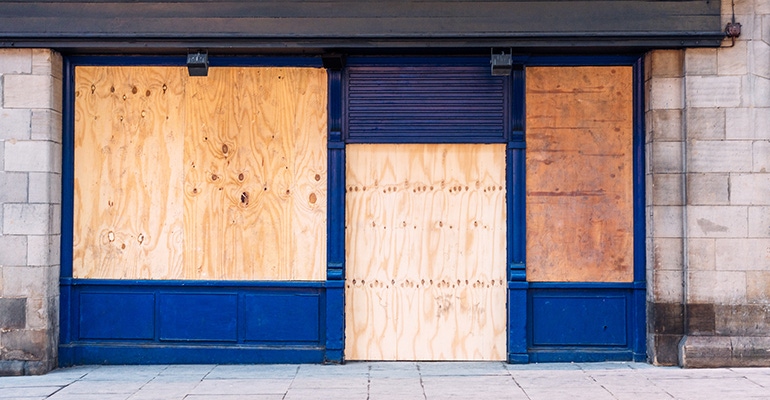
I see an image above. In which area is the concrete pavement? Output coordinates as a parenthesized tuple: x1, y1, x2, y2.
(2, 362, 770, 400)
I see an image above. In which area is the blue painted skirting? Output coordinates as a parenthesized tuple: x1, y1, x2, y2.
(59, 279, 328, 366)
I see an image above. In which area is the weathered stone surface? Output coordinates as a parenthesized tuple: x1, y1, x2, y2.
(649, 77, 684, 110)
(687, 173, 729, 205)
(687, 270, 746, 303)
(679, 335, 733, 368)
(1, 266, 56, 298)
(730, 173, 770, 204)
(28, 172, 60, 204)
(686, 108, 725, 140)
(3, 140, 60, 173)
(30, 110, 62, 142)
(648, 50, 684, 78)
(651, 206, 683, 238)
(684, 48, 717, 75)
(0, 109, 31, 140)
(717, 40, 748, 76)
(0, 329, 48, 361)
(652, 173, 682, 206)
(716, 238, 770, 271)
(0, 49, 32, 74)
(0, 234, 27, 266)
(650, 141, 682, 173)
(714, 304, 770, 336)
(649, 109, 682, 141)
(3, 75, 55, 109)
(652, 237, 683, 271)
(654, 269, 684, 303)
(726, 107, 770, 139)
(2, 204, 51, 235)
(687, 238, 716, 271)
(747, 271, 770, 303)
(748, 206, 770, 237)
(0, 172, 28, 203)
(686, 76, 742, 108)
(686, 303, 715, 335)
(687, 206, 747, 238)
(0, 298, 26, 330)
(688, 140, 752, 173)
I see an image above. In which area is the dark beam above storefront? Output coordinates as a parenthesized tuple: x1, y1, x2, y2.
(0, 1, 724, 52)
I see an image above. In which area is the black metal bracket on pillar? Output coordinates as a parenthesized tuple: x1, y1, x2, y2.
(324, 66, 345, 363)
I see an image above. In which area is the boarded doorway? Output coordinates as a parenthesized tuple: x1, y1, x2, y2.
(345, 143, 507, 360)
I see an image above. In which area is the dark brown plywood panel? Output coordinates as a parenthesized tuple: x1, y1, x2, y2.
(525, 66, 634, 283)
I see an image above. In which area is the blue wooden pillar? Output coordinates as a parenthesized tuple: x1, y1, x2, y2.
(507, 65, 528, 363)
(325, 66, 345, 363)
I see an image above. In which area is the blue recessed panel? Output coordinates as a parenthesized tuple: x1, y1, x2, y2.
(244, 294, 320, 342)
(531, 295, 627, 347)
(79, 292, 155, 340)
(159, 293, 238, 342)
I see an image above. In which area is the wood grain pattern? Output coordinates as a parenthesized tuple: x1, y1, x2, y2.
(73, 66, 327, 280)
(73, 66, 187, 279)
(345, 144, 506, 360)
(525, 66, 634, 283)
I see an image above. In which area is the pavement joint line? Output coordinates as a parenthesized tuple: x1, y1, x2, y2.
(506, 368, 532, 400)
(280, 365, 301, 400)
(416, 363, 427, 400)
(366, 364, 372, 400)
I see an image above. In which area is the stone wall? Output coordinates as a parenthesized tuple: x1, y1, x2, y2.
(0, 49, 62, 375)
(647, 0, 770, 367)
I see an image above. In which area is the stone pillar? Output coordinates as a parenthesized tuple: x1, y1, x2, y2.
(645, 49, 687, 366)
(0, 49, 62, 375)
(677, 0, 770, 367)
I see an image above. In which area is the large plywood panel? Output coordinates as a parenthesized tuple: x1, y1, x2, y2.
(184, 68, 327, 280)
(526, 66, 634, 282)
(345, 144, 506, 361)
(73, 66, 187, 279)
(73, 66, 327, 280)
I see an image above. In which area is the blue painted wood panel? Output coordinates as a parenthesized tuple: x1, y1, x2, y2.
(531, 294, 627, 346)
(243, 294, 320, 343)
(159, 293, 238, 342)
(79, 293, 155, 340)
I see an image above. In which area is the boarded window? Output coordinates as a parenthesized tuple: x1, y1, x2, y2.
(73, 66, 327, 280)
(525, 66, 634, 283)
(345, 144, 507, 360)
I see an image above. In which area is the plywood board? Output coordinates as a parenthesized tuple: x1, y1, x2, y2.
(345, 144, 507, 361)
(184, 68, 328, 280)
(525, 66, 634, 282)
(72, 66, 187, 279)
(73, 66, 327, 280)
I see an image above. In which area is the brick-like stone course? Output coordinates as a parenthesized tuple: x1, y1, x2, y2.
(0, 48, 61, 376)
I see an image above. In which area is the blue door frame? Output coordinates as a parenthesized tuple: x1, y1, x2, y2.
(59, 54, 645, 365)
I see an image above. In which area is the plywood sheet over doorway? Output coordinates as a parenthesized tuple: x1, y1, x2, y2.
(345, 144, 507, 361)
(525, 66, 634, 282)
(72, 66, 327, 280)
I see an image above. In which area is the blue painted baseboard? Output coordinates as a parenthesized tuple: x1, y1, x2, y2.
(60, 279, 329, 366)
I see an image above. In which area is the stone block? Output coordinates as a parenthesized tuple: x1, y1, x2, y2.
(654, 269, 683, 303)
(749, 206, 770, 237)
(754, 141, 770, 172)
(730, 173, 770, 204)
(687, 206, 747, 238)
(649, 77, 683, 110)
(686, 108, 725, 140)
(715, 238, 770, 271)
(649, 109, 682, 141)
(2, 204, 50, 235)
(650, 141, 682, 173)
(0, 172, 28, 203)
(28, 172, 60, 204)
(686, 76, 742, 108)
(686, 303, 715, 335)
(648, 50, 683, 78)
(754, 41, 770, 79)
(684, 48, 717, 75)
(27, 235, 58, 266)
(0, 140, 3, 169)
(764, 14, 770, 44)
(687, 238, 716, 271)
(717, 40, 748, 76)
(687, 270, 746, 303)
(752, 76, 770, 107)
(746, 271, 770, 303)
(715, 304, 770, 336)
(0, 109, 31, 140)
(4, 140, 60, 173)
(679, 335, 733, 368)
(649, 333, 683, 366)
(652, 237, 683, 271)
(687, 173, 729, 205)
(2, 75, 54, 110)
(30, 110, 62, 143)
(652, 173, 682, 205)
(23, 296, 50, 330)
(51, 204, 60, 235)
(726, 107, 770, 139)
(0, 235, 27, 266)
(688, 140, 752, 173)
(31, 50, 62, 79)
(651, 302, 683, 335)
(0, 298, 26, 330)
(651, 205, 683, 238)
(0, 329, 48, 361)
(0, 49, 32, 74)
(1, 266, 56, 298)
